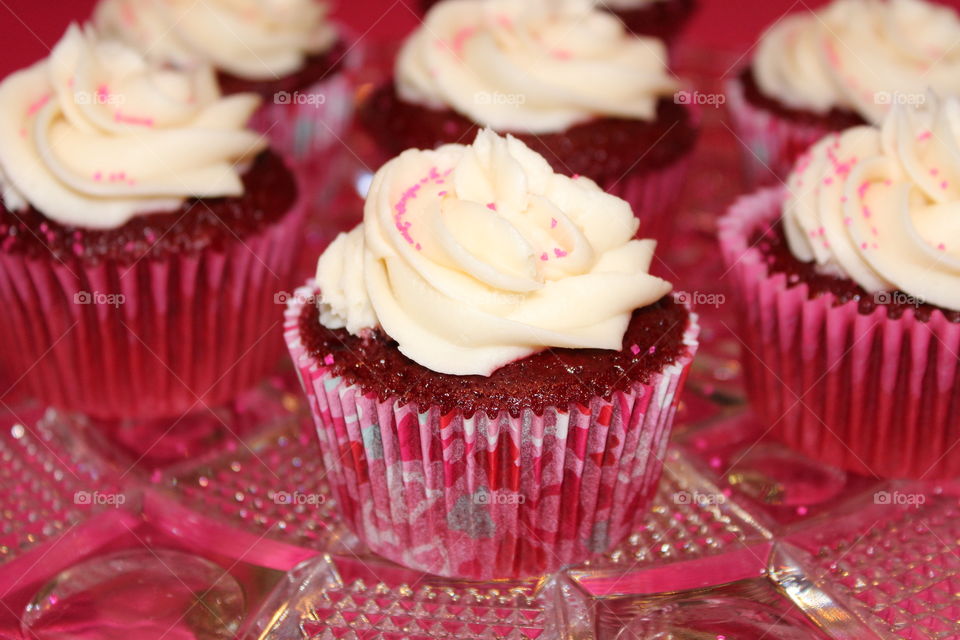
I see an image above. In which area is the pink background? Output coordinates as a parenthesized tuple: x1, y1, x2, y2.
(0, 0, 873, 75)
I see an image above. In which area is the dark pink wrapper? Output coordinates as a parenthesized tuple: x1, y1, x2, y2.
(0, 180, 308, 421)
(719, 188, 960, 479)
(726, 75, 838, 186)
(285, 283, 699, 580)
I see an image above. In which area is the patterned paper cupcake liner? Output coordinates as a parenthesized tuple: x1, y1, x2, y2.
(602, 150, 693, 247)
(726, 75, 837, 186)
(0, 179, 308, 422)
(285, 283, 699, 580)
(719, 187, 960, 479)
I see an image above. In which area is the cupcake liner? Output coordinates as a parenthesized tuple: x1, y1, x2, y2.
(719, 188, 960, 479)
(285, 283, 699, 580)
(0, 178, 308, 422)
(601, 150, 693, 246)
(726, 75, 836, 186)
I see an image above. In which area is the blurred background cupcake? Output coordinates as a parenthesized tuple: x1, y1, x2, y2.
(727, 0, 960, 184)
(720, 93, 960, 479)
(286, 128, 699, 580)
(0, 25, 306, 460)
(358, 0, 698, 244)
(419, 0, 699, 51)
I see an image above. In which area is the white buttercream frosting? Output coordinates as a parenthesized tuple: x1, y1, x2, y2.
(784, 93, 960, 311)
(396, 0, 676, 134)
(0, 24, 267, 229)
(753, 0, 960, 124)
(94, 0, 337, 81)
(316, 129, 673, 376)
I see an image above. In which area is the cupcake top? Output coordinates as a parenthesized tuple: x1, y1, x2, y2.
(316, 128, 672, 376)
(396, 0, 676, 134)
(0, 24, 267, 229)
(752, 0, 960, 124)
(94, 0, 337, 81)
(783, 93, 960, 311)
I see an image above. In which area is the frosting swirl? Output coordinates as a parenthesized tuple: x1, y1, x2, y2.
(396, 0, 676, 134)
(753, 0, 960, 124)
(784, 93, 960, 311)
(0, 24, 267, 229)
(94, 0, 337, 81)
(317, 129, 672, 376)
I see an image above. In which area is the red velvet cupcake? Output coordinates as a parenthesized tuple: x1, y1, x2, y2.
(359, 0, 697, 244)
(720, 96, 960, 479)
(727, 0, 960, 184)
(285, 129, 699, 580)
(0, 27, 305, 427)
(420, 0, 698, 48)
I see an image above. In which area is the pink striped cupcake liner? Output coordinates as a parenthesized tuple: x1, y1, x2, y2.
(602, 150, 693, 247)
(285, 283, 699, 580)
(719, 187, 960, 479)
(726, 75, 837, 187)
(0, 178, 307, 422)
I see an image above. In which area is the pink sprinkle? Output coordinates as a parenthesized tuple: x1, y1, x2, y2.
(450, 26, 477, 55)
(938, 243, 947, 251)
(551, 49, 572, 60)
(540, 252, 549, 261)
(93, 171, 103, 182)
(930, 168, 940, 176)
(884, 179, 892, 186)
(323, 354, 335, 365)
(844, 217, 852, 226)
(486, 202, 497, 211)
(550, 218, 557, 229)
(438, 191, 447, 196)
(630, 344, 641, 355)
(872, 242, 879, 250)
(941, 181, 949, 190)
(553, 248, 568, 258)
(840, 195, 848, 203)
(572, 174, 581, 179)
(27, 93, 50, 116)
(857, 181, 870, 199)
(415, 242, 422, 251)
(796, 506, 808, 516)
(823, 177, 833, 185)
(114, 111, 154, 127)
(648, 346, 656, 354)
(496, 14, 512, 28)
(863, 206, 872, 218)
(918, 130, 932, 141)
(861, 242, 869, 250)
(96, 84, 110, 102)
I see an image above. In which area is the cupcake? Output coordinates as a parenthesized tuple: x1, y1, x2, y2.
(0, 26, 306, 426)
(285, 128, 699, 580)
(720, 94, 960, 479)
(359, 0, 697, 243)
(728, 0, 960, 184)
(419, 0, 698, 48)
(93, 0, 354, 218)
